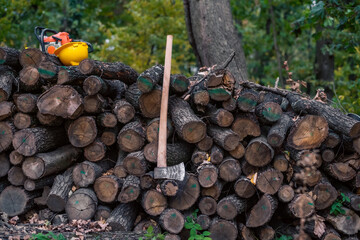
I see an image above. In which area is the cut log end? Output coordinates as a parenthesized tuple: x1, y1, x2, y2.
(246, 194, 277, 228)
(142, 189, 167, 216)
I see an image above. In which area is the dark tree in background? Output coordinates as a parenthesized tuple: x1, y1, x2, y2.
(183, 0, 248, 83)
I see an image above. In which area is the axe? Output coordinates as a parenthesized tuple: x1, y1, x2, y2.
(154, 35, 185, 181)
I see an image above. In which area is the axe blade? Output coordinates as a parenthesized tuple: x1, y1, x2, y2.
(154, 162, 185, 181)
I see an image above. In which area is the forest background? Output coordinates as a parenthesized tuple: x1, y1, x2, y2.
(0, 0, 359, 113)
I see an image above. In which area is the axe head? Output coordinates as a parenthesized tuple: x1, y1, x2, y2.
(154, 162, 185, 181)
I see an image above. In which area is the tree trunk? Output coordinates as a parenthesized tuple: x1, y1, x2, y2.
(47, 168, 73, 212)
(272, 154, 289, 172)
(37, 85, 84, 119)
(191, 148, 209, 166)
(255, 101, 283, 124)
(183, 0, 248, 84)
(170, 74, 189, 94)
(313, 177, 337, 210)
(169, 97, 206, 143)
(65, 188, 98, 221)
(19, 48, 61, 68)
(197, 214, 211, 230)
(106, 202, 139, 231)
(97, 112, 117, 128)
(159, 208, 185, 234)
(83, 76, 127, 99)
(13, 127, 67, 156)
(22, 145, 81, 179)
(38, 61, 58, 82)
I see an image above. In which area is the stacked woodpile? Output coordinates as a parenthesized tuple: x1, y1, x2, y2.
(0, 46, 359, 240)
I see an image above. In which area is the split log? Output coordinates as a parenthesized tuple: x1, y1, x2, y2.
(209, 218, 238, 240)
(0, 47, 20, 69)
(191, 148, 209, 166)
(19, 66, 43, 92)
(139, 86, 162, 118)
(145, 117, 173, 143)
(287, 115, 329, 150)
(267, 113, 292, 147)
(94, 205, 111, 221)
(14, 93, 38, 113)
(0, 121, 15, 152)
(83, 94, 108, 114)
(38, 61, 58, 82)
(0, 101, 15, 120)
(94, 175, 123, 203)
(246, 194, 278, 228)
(198, 196, 217, 215)
(73, 161, 106, 188)
(287, 93, 360, 138)
(13, 112, 37, 129)
(160, 180, 179, 197)
(272, 154, 289, 172)
(0, 186, 41, 217)
(0, 153, 10, 178)
(84, 139, 106, 162)
(113, 150, 128, 178)
(237, 88, 259, 112)
(256, 167, 283, 195)
(106, 202, 139, 231)
(58, 66, 88, 86)
(9, 150, 24, 165)
(79, 59, 138, 85)
(113, 99, 135, 124)
(47, 168, 73, 212)
(197, 214, 211, 230)
(206, 105, 234, 127)
(277, 185, 295, 203)
(13, 127, 67, 156)
(196, 135, 213, 151)
(137, 64, 164, 93)
(231, 113, 261, 141)
(65, 188, 98, 221)
(218, 157, 241, 182)
(142, 189, 167, 216)
(245, 136, 274, 167)
(216, 194, 246, 220)
(0, 65, 14, 101)
(117, 120, 146, 152)
(197, 163, 218, 188)
(313, 177, 337, 210)
(234, 176, 256, 198)
(170, 74, 189, 94)
(100, 127, 119, 146)
(22, 145, 81, 179)
(7, 166, 26, 186)
(36, 112, 63, 126)
(201, 180, 223, 201)
(123, 150, 147, 176)
(169, 174, 200, 211)
(37, 85, 84, 119)
(24, 175, 55, 191)
(159, 208, 184, 234)
(118, 175, 141, 203)
(83, 75, 126, 98)
(68, 116, 97, 148)
(208, 125, 240, 151)
(255, 101, 283, 124)
(169, 97, 206, 143)
(289, 193, 315, 218)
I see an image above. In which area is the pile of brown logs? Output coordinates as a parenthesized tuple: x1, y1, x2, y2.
(0, 46, 360, 240)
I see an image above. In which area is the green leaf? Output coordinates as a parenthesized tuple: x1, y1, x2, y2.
(186, 216, 193, 222)
(147, 225, 154, 234)
(185, 222, 193, 229)
(190, 228, 197, 236)
(139, 238, 143, 240)
(194, 224, 202, 230)
(194, 235, 203, 240)
(203, 238, 212, 240)
(189, 236, 195, 240)
(202, 231, 211, 236)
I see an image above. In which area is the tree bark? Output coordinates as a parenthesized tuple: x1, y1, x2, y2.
(0, 47, 21, 70)
(106, 202, 139, 231)
(0, 121, 15, 152)
(47, 168, 74, 212)
(183, 0, 248, 84)
(0, 65, 14, 102)
(0, 101, 15, 121)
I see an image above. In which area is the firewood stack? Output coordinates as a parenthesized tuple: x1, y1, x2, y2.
(0, 46, 360, 240)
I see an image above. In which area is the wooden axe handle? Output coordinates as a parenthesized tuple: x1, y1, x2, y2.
(157, 35, 173, 168)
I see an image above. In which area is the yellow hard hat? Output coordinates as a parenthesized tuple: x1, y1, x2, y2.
(54, 42, 89, 66)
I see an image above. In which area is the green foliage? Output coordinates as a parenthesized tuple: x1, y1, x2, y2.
(138, 225, 166, 240)
(30, 232, 66, 240)
(184, 209, 211, 240)
(275, 235, 293, 240)
(330, 192, 351, 216)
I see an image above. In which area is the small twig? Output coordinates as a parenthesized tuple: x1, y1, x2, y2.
(214, 51, 235, 71)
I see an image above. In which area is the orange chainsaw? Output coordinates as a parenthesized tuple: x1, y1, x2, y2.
(34, 26, 93, 65)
